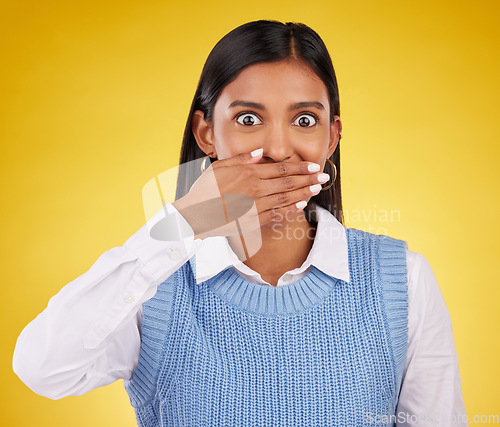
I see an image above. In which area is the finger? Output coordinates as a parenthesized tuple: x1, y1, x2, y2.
(257, 182, 321, 214)
(210, 149, 264, 170)
(253, 172, 329, 199)
(233, 182, 318, 231)
(250, 161, 321, 180)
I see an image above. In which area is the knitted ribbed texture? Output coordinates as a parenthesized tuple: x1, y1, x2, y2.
(124, 228, 408, 426)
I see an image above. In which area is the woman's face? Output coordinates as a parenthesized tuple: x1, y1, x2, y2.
(207, 60, 341, 167)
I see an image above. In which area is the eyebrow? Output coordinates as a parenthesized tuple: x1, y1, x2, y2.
(228, 100, 325, 111)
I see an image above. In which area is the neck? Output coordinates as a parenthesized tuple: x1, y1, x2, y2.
(226, 207, 317, 286)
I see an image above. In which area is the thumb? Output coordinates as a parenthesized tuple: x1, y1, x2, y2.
(248, 148, 264, 160)
(223, 148, 264, 167)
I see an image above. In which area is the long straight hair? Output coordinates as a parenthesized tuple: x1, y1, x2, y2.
(174, 19, 344, 226)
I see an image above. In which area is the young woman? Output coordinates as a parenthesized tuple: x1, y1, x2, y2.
(13, 20, 467, 426)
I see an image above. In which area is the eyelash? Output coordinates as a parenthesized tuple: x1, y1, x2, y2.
(234, 111, 321, 127)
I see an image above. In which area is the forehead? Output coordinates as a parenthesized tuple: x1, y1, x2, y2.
(217, 60, 328, 106)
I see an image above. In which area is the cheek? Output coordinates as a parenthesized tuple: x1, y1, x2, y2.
(295, 137, 329, 162)
(214, 138, 250, 160)
(213, 125, 256, 159)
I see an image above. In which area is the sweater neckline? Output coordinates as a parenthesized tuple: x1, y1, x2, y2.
(203, 265, 342, 317)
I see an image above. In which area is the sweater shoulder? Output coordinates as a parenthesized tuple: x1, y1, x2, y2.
(345, 226, 409, 251)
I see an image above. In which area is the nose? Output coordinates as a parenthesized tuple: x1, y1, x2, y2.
(261, 126, 294, 163)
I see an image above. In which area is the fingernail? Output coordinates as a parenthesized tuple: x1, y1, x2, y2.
(309, 184, 322, 193)
(317, 173, 329, 183)
(296, 201, 307, 210)
(308, 163, 320, 172)
(251, 148, 263, 157)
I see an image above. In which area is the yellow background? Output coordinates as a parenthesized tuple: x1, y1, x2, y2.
(2, 0, 499, 425)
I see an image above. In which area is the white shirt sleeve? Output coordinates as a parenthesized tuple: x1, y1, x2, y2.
(12, 203, 202, 400)
(396, 250, 467, 426)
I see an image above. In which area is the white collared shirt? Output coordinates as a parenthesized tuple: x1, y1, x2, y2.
(12, 202, 467, 425)
(194, 201, 350, 286)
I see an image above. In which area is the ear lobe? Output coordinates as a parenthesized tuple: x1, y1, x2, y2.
(192, 110, 216, 156)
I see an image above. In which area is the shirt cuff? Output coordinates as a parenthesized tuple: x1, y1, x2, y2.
(123, 203, 202, 280)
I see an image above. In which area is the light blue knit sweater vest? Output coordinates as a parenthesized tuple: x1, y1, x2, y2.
(124, 228, 408, 426)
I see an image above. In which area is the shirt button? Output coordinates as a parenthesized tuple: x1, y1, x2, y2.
(282, 273, 291, 282)
(124, 295, 135, 304)
(169, 249, 180, 260)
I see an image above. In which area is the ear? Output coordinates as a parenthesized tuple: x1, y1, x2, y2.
(192, 110, 217, 157)
(327, 115, 342, 158)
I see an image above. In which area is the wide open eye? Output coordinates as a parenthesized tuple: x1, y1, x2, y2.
(236, 112, 263, 126)
(293, 113, 319, 128)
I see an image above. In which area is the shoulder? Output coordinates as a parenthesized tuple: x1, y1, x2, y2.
(403, 249, 443, 300)
(345, 227, 406, 245)
(345, 228, 416, 289)
(405, 248, 419, 287)
(345, 227, 409, 258)
(404, 249, 448, 312)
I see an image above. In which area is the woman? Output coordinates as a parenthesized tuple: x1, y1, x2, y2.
(13, 20, 467, 426)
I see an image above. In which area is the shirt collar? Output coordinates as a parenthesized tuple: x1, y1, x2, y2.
(192, 203, 350, 285)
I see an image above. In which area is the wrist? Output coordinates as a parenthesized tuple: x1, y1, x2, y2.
(172, 197, 203, 240)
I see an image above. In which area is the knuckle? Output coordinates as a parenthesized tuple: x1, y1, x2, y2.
(277, 193, 289, 204)
(270, 207, 280, 220)
(283, 176, 294, 189)
(248, 181, 259, 196)
(276, 163, 287, 176)
(237, 153, 246, 162)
